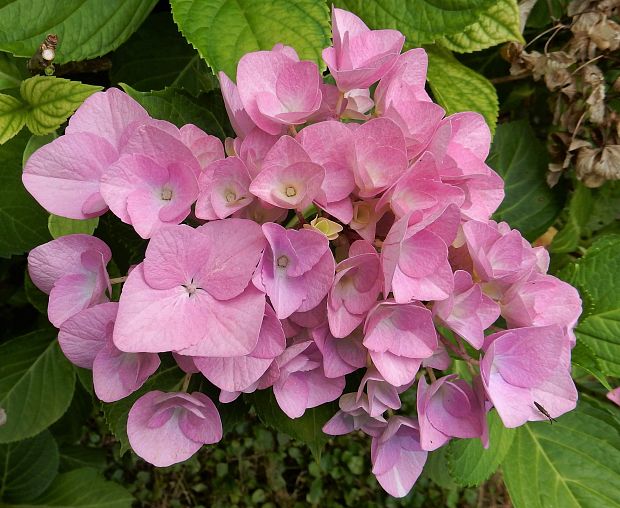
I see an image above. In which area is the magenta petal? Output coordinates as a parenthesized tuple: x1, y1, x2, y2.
(28, 235, 111, 295)
(66, 88, 150, 150)
(127, 391, 221, 467)
(58, 302, 118, 368)
(23, 132, 117, 219)
(178, 392, 223, 444)
(196, 219, 266, 300)
(93, 345, 160, 402)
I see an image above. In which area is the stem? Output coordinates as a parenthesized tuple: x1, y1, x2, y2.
(335, 91, 345, 118)
(490, 73, 530, 84)
(426, 367, 436, 382)
(295, 211, 306, 226)
(288, 124, 297, 137)
(489, 325, 505, 333)
(181, 373, 192, 392)
(109, 276, 127, 285)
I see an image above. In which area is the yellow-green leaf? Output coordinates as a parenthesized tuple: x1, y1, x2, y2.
(21, 76, 101, 136)
(439, 0, 524, 53)
(0, 94, 26, 144)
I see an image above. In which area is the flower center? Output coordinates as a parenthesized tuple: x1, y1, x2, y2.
(225, 191, 237, 203)
(183, 281, 200, 297)
(161, 187, 173, 201)
(277, 255, 289, 268)
(285, 186, 297, 197)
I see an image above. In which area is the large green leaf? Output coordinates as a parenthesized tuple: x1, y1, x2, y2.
(110, 12, 217, 95)
(0, 130, 51, 258)
(48, 215, 98, 239)
(0, 76, 101, 144)
(447, 410, 516, 486)
(551, 183, 594, 253)
(0, 94, 26, 144)
(0, 330, 75, 443)
(487, 120, 565, 240)
(0, 53, 27, 91)
(438, 0, 524, 53)
(248, 390, 336, 458)
(336, 0, 495, 45)
(559, 235, 620, 377)
(426, 46, 498, 134)
(170, 0, 331, 78)
(0, 430, 59, 502)
(502, 401, 620, 508)
(4, 468, 133, 508)
(0, 1, 157, 64)
(120, 84, 229, 139)
(102, 366, 184, 455)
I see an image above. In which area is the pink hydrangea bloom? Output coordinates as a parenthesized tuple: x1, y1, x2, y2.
(417, 374, 488, 451)
(323, 392, 386, 437)
(607, 387, 620, 407)
(374, 48, 431, 113)
(357, 367, 408, 418)
(272, 341, 345, 418)
(28, 234, 111, 327)
(461, 220, 539, 298)
(236, 45, 322, 135)
(328, 240, 382, 337)
(59, 302, 160, 402)
(100, 125, 200, 238)
(501, 273, 582, 345)
(249, 136, 324, 211)
(194, 304, 286, 392)
(433, 270, 500, 349)
(363, 301, 437, 386)
(219, 71, 256, 138)
(253, 222, 334, 319)
(23, 89, 151, 219)
(382, 215, 454, 302)
(323, 8, 404, 91)
(113, 221, 266, 355)
(127, 391, 222, 467)
(481, 325, 577, 427)
(195, 156, 254, 220)
(312, 325, 366, 378)
(371, 416, 427, 498)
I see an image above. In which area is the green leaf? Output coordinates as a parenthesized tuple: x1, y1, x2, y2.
(58, 446, 106, 473)
(48, 215, 98, 239)
(24, 271, 48, 315)
(559, 235, 620, 377)
(110, 12, 217, 95)
(120, 84, 228, 139)
(0, 130, 51, 258)
(487, 120, 565, 240)
(4, 468, 133, 508)
(0, 430, 59, 502)
(249, 389, 335, 458)
(101, 366, 184, 455)
(526, 0, 569, 28)
(0, 94, 26, 144)
(0, 53, 27, 91)
(170, 0, 331, 78)
(21, 76, 102, 136)
(0, 330, 75, 443)
(447, 410, 516, 487)
(502, 401, 620, 508)
(571, 340, 611, 390)
(0, 76, 100, 144)
(438, 0, 524, 53)
(0, 0, 157, 64)
(551, 183, 594, 253)
(336, 0, 496, 45)
(425, 46, 498, 134)
(424, 447, 458, 489)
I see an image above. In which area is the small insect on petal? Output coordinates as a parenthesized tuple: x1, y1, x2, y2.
(534, 401, 557, 424)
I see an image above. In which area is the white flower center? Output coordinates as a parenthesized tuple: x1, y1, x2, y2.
(285, 186, 297, 197)
(161, 187, 173, 201)
(277, 255, 289, 268)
